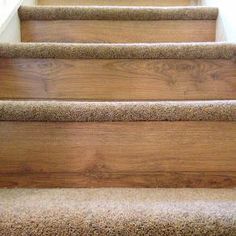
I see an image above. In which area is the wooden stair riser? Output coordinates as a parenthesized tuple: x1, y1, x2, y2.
(0, 58, 235, 100)
(21, 20, 216, 43)
(0, 121, 235, 188)
(38, 0, 197, 6)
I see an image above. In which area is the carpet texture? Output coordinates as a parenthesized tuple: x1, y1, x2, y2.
(0, 100, 235, 122)
(0, 42, 236, 59)
(37, 0, 199, 7)
(19, 6, 218, 21)
(0, 188, 235, 236)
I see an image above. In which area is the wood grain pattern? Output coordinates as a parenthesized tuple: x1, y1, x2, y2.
(0, 58, 235, 100)
(0, 172, 235, 188)
(38, 0, 195, 6)
(21, 20, 216, 43)
(0, 121, 235, 188)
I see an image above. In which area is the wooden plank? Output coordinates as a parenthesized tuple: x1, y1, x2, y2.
(0, 172, 235, 188)
(0, 121, 235, 187)
(21, 20, 216, 43)
(0, 58, 235, 100)
(38, 0, 194, 6)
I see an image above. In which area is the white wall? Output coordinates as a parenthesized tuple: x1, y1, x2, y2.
(0, 13, 21, 42)
(23, 0, 37, 5)
(0, 0, 37, 43)
(200, 0, 236, 42)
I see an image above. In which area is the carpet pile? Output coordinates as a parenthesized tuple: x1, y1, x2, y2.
(0, 188, 235, 236)
(0, 100, 235, 121)
(1, 42, 235, 59)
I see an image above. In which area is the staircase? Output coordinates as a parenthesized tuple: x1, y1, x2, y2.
(0, 0, 235, 235)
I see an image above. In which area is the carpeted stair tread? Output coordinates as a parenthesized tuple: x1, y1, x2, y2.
(37, 0, 199, 7)
(0, 100, 235, 122)
(1, 42, 236, 59)
(0, 188, 235, 235)
(19, 6, 218, 21)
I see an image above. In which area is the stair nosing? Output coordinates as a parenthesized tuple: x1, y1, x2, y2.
(0, 100, 235, 122)
(1, 42, 236, 59)
(0, 188, 235, 236)
(18, 6, 218, 21)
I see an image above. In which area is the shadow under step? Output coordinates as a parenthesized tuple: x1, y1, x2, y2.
(19, 6, 218, 43)
(0, 188, 235, 235)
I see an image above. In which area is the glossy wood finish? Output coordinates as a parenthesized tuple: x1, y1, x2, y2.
(0, 121, 235, 188)
(0, 58, 235, 100)
(38, 0, 195, 6)
(21, 20, 216, 43)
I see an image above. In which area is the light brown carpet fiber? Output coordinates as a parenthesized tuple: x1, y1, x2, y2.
(0, 100, 235, 122)
(19, 6, 218, 21)
(37, 0, 199, 7)
(0, 42, 236, 59)
(0, 188, 235, 236)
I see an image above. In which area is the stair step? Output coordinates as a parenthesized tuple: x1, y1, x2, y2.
(19, 6, 218, 43)
(0, 189, 235, 235)
(0, 100, 235, 188)
(1, 42, 235, 100)
(38, 0, 198, 6)
(19, 6, 217, 20)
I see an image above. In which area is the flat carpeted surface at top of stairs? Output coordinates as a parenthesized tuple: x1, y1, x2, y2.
(0, 188, 235, 236)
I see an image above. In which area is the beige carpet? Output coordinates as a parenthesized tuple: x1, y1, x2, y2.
(0, 100, 235, 122)
(1, 42, 235, 59)
(0, 188, 235, 235)
(37, 0, 198, 7)
(19, 6, 218, 21)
